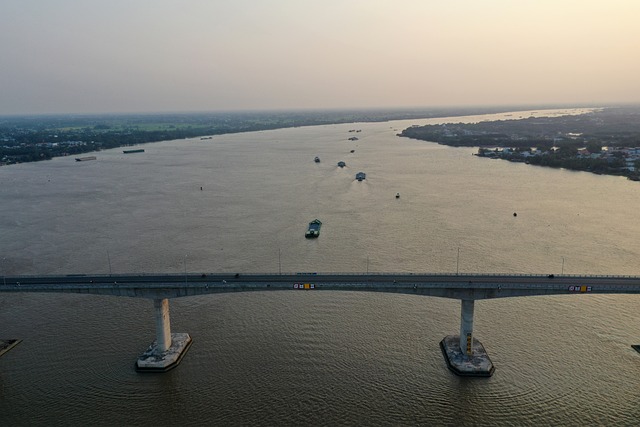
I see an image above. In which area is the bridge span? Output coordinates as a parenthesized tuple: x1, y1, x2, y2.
(2, 272, 639, 375)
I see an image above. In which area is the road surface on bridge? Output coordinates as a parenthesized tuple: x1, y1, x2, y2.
(2, 272, 640, 299)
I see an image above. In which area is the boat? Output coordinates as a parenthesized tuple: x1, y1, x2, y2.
(314, 156, 320, 163)
(305, 219, 322, 238)
(75, 156, 96, 162)
(123, 149, 145, 154)
(355, 172, 366, 181)
(337, 161, 346, 168)
(396, 193, 400, 198)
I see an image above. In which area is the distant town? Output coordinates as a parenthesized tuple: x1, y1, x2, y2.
(400, 106, 640, 180)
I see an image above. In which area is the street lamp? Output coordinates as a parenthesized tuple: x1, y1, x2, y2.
(107, 250, 112, 276)
(456, 247, 460, 275)
(184, 254, 188, 285)
(562, 257, 565, 275)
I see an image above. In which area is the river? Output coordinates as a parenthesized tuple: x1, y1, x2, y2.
(1, 108, 639, 426)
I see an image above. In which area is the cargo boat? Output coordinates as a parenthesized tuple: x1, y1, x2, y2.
(75, 156, 96, 161)
(123, 149, 145, 154)
(305, 219, 322, 238)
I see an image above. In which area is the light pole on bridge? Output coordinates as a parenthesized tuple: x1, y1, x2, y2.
(184, 254, 188, 285)
(562, 257, 565, 275)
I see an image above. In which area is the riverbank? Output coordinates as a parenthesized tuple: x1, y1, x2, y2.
(0, 105, 581, 166)
(399, 105, 640, 181)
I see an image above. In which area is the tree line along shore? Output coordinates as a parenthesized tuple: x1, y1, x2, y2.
(0, 106, 519, 166)
(4, 105, 637, 175)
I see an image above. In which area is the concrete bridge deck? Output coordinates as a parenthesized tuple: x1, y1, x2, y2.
(2, 272, 640, 299)
(2, 272, 639, 375)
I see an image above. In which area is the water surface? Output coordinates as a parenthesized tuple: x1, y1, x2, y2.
(1, 108, 639, 426)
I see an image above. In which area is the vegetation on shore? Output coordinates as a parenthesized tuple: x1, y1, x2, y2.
(1, 106, 520, 165)
(399, 106, 640, 180)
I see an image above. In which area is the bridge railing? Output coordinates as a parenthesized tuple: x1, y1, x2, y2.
(3, 272, 640, 280)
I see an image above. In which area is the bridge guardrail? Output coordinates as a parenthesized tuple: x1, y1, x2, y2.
(3, 272, 640, 280)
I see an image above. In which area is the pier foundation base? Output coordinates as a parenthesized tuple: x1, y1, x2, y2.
(0, 339, 22, 358)
(136, 333, 192, 372)
(440, 335, 495, 377)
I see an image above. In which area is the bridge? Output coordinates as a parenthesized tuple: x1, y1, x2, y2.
(2, 272, 639, 375)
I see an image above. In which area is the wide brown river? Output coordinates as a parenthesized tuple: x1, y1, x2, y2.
(1, 109, 639, 426)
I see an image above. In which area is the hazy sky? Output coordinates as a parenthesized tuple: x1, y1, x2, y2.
(1, 0, 639, 115)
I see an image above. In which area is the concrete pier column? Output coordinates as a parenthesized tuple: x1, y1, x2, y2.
(154, 298, 172, 353)
(459, 299, 475, 356)
(136, 299, 192, 372)
(440, 298, 493, 376)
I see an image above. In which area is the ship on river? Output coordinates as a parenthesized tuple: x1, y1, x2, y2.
(305, 219, 322, 238)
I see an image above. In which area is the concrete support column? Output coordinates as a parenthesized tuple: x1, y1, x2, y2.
(459, 299, 475, 356)
(137, 298, 192, 372)
(441, 298, 493, 376)
(154, 298, 172, 353)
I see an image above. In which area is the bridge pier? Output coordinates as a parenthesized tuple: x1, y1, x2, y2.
(154, 298, 172, 352)
(135, 298, 192, 372)
(459, 299, 475, 354)
(440, 299, 495, 377)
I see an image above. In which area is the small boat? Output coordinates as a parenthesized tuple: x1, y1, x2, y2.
(75, 156, 96, 162)
(123, 149, 145, 154)
(305, 219, 322, 238)
(396, 193, 400, 199)
(314, 156, 320, 163)
(337, 161, 346, 168)
(355, 172, 366, 181)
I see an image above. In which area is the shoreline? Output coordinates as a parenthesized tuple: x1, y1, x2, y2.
(1, 105, 597, 167)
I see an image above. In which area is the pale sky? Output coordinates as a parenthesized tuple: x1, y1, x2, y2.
(1, 0, 639, 115)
